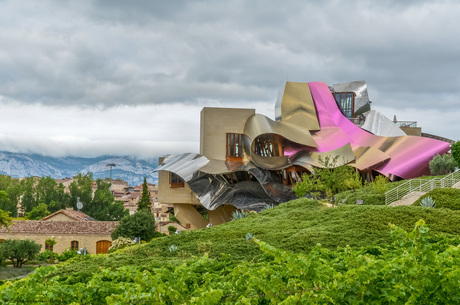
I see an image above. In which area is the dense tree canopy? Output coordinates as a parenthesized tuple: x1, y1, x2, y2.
(0, 239, 41, 268)
(111, 210, 157, 242)
(451, 141, 460, 168)
(429, 153, 457, 175)
(293, 156, 362, 199)
(0, 190, 16, 216)
(0, 173, 128, 221)
(0, 209, 12, 228)
(69, 174, 128, 221)
(26, 203, 51, 220)
(0, 175, 22, 213)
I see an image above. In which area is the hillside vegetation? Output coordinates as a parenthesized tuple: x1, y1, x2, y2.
(413, 188, 460, 210)
(0, 176, 460, 304)
(2, 197, 460, 303)
(19, 198, 460, 279)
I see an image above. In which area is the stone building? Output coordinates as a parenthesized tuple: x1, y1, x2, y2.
(0, 209, 117, 254)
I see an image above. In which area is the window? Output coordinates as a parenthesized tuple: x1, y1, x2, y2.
(45, 243, 53, 251)
(226, 133, 244, 161)
(169, 173, 184, 188)
(254, 134, 283, 157)
(333, 92, 355, 118)
(71, 240, 79, 251)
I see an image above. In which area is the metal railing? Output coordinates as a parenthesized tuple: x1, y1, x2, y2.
(348, 117, 365, 126)
(394, 121, 417, 128)
(421, 132, 456, 144)
(385, 169, 460, 205)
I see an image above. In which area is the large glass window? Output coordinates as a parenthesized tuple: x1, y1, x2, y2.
(226, 133, 243, 160)
(254, 134, 283, 157)
(333, 92, 355, 118)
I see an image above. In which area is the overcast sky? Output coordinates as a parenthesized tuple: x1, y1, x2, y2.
(0, 0, 458, 159)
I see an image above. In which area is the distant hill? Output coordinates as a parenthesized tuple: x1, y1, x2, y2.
(0, 151, 158, 186)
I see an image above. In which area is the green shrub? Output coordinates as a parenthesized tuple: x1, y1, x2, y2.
(335, 187, 384, 205)
(45, 238, 57, 251)
(429, 154, 457, 175)
(58, 249, 78, 262)
(168, 226, 177, 235)
(4, 222, 460, 304)
(420, 197, 436, 208)
(25, 203, 51, 220)
(111, 210, 157, 242)
(108, 237, 135, 253)
(413, 188, 460, 210)
(293, 156, 363, 199)
(168, 244, 178, 252)
(231, 210, 249, 220)
(0, 239, 41, 267)
(371, 175, 389, 195)
(37, 250, 59, 262)
(451, 141, 460, 167)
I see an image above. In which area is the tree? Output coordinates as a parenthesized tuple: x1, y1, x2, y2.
(429, 154, 457, 175)
(26, 203, 51, 220)
(111, 210, 157, 242)
(35, 177, 70, 213)
(86, 179, 128, 221)
(0, 175, 22, 211)
(137, 177, 152, 212)
(20, 177, 38, 213)
(69, 173, 93, 210)
(36, 176, 57, 206)
(168, 226, 177, 235)
(0, 239, 41, 268)
(70, 174, 128, 221)
(0, 190, 16, 216)
(293, 156, 362, 199)
(45, 238, 57, 252)
(451, 141, 460, 168)
(0, 209, 12, 229)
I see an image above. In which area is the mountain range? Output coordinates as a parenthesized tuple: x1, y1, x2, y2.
(0, 151, 159, 186)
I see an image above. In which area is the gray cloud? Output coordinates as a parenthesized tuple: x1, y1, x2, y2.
(2, 0, 459, 108)
(0, 0, 458, 158)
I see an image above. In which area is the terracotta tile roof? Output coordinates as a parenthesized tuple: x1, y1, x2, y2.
(0, 220, 118, 235)
(40, 209, 95, 222)
(112, 179, 128, 185)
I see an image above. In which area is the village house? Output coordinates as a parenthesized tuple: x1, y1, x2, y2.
(0, 209, 117, 254)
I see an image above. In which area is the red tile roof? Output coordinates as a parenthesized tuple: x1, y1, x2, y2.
(0, 220, 118, 235)
(40, 210, 95, 222)
(129, 193, 141, 199)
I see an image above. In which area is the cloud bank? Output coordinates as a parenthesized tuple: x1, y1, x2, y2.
(0, 0, 458, 158)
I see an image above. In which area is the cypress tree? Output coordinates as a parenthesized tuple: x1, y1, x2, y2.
(138, 177, 151, 212)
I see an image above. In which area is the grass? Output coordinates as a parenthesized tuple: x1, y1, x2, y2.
(0, 265, 36, 281)
(39, 197, 460, 284)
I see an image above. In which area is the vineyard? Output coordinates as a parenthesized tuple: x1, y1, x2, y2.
(2, 198, 460, 303)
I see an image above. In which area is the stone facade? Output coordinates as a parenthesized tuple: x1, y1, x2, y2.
(0, 210, 117, 254)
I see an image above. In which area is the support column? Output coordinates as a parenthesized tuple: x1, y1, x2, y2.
(208, 205, 235, 225)
(174, 204, 208, 230)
